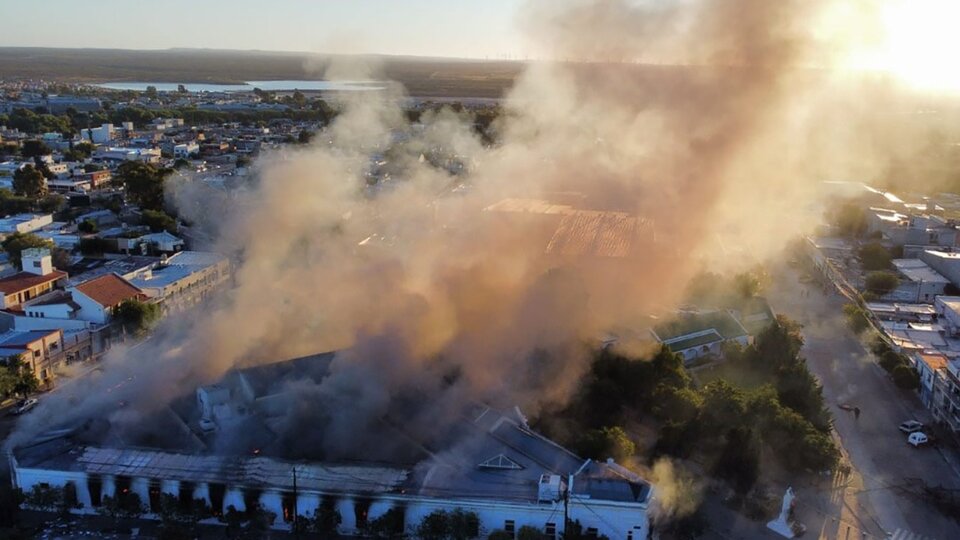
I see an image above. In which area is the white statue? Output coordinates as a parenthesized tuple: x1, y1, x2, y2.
(767, 486, 796, 538)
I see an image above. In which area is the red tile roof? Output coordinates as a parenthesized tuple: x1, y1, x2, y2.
(0, 271, 66, 295)
(73, 273, 145, 308)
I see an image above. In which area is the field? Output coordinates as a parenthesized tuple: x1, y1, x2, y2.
(0, 47, 524, 99)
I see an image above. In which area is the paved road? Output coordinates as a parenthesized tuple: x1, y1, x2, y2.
(768, 263, 960, 539)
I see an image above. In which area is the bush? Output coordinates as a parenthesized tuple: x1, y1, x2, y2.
(517, 526, 543, 540)
(865, 271, 899, 296)
(843, 304, 870, 334)
(892, 364, 920, 390)
(879, 350, 906, 373)
(415, 508, 479, 540)
(858, 242, 892, 271)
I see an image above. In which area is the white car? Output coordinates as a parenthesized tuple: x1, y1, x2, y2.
(14, 398, 38, 415)
(899, 420, 924, 434)
(907, 432, 929, 447)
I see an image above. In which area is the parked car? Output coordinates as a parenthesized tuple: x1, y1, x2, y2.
(899, 420, 924, 434)
(14, 398, 38, 415)
(908, 432, 929, 447)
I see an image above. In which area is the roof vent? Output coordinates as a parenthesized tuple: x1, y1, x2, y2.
(478, 454, 523, 470)
(538, 474, 563, 502)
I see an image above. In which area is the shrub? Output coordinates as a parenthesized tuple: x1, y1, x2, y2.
(843, 304, 870, 334)
(879, 350, 906, 373)
(892, 364, 920, 390)
(865, 271, 899, 296)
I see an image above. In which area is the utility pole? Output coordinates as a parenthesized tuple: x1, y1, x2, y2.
(563, 474, 571, 539)
(292, 465, 300, 540)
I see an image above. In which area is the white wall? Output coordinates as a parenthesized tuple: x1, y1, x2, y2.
(12, 468, 651, 539)
(67, 288, 109, 325)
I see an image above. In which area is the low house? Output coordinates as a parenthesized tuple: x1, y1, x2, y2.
(0, 213, 54, 236)
(67, 274, 147, 325)
(0, 249, 67, 309)
(652, 310, 751, 365)
(892, 259, 951, 303)
(139, 231, 184, 254)
(0, 329, 64, 387)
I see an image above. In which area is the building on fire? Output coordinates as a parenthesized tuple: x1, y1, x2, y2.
(10, 353, 656, 539)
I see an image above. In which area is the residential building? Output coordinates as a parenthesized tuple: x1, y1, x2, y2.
(172, 142, 200, 159)
(891, 259, 951, 303)
(93, 147, 161, 164)
(139, 231, 184, 253)
(66, 273, 147, 325)
(920, 250, 960, 288)
(0, 249, 67, 309)
(0, 328, 64, 387)
(913, 352, 949, 410)
(0, 213, 54, 236)
(81, 124, 116, 144)
(128, 251, 229, 313)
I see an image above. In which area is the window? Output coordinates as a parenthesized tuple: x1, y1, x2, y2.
(545, 522, 557, 538)
(504, 520, 515, 535)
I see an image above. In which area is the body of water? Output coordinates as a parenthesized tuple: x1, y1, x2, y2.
(95, 80, 385, 92)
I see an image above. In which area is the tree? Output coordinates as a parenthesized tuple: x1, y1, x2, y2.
(78, 219, 98, 234)
(576, 426, 636, 462)
(145, 86, 158, 99)
(113, 299, 161, 337)
(0, 357, 39, 399)
(22, 484, 62, 513)
(115, 161, 171, 211)
(298, 129, 314, 144)
(713, 427, 760, 494)
(12, 165, 47, 198)
(20, 140, 51, 159)
(879, 350, 906, 373)
(302, 500, 341, 535)
(142, 209, 178, 234)
(364, 506, 402, 537)
(177, 84, 188, 94)
(98, 491, 146, 523)
(1, 232, 54, 267)
(859, 242, 892, 271)
(831, 203, 867, 238)
(733, 271, 762, 299)
(892, 364, 920, 390)
(156, 494, 212, 540)
(865, 271, 899, 296)
(291, 90, 307, 108)
(38, 194, 64, 214)
(843, 303, 870, 334)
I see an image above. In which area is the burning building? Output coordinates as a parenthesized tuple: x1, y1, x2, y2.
(10, 352, 654, 538)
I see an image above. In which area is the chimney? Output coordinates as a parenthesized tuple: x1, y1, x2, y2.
(21, 247, 53, 276)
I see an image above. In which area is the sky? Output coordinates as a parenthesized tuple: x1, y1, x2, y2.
(0, 0, 527, 59)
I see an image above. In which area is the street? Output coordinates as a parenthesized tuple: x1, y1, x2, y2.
(767, 262, 960, 539)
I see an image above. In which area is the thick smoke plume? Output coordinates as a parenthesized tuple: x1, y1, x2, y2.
(9, 0, 914, 460)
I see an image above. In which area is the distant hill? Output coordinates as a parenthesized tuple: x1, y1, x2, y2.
(0, 47, 524, 98)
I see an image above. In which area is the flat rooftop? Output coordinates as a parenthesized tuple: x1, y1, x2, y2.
(892, 259, 950, 284)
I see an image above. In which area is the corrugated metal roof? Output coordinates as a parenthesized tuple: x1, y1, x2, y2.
(76, 447, 407, 493)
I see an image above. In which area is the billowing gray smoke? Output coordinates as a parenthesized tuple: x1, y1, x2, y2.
(8, 0, 908, 462)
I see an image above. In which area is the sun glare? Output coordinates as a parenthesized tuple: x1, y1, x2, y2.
(865, 0, 960, 93)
